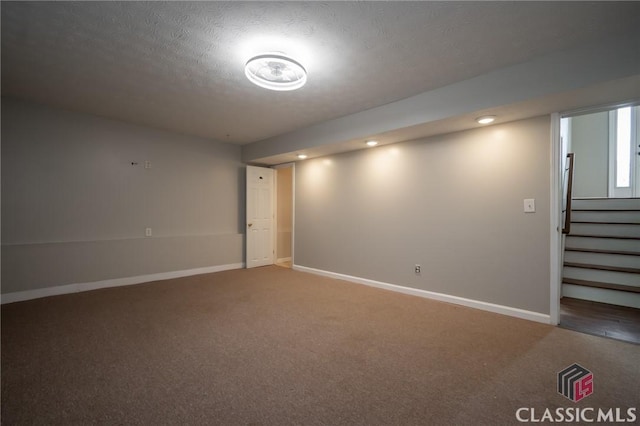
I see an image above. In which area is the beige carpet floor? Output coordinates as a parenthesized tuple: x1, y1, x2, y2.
(2, 266, 639, 425)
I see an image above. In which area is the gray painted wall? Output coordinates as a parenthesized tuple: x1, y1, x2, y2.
(295, 116, 551, 314)
(570, 112, 609, 198)
(1, 98, 244, 294)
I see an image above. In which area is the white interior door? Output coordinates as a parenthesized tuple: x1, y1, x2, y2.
(246, 166, 274, 268)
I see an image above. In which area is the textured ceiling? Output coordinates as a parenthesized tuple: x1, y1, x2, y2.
(2, 1, 640, 144)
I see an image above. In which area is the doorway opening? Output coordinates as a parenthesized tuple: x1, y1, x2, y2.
(275, 164, 294, 268)
(556, 102, 640, 344)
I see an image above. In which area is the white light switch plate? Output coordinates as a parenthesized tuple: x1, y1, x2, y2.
(524, 199, 535, 213)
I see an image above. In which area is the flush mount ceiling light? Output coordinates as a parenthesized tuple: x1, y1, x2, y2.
(297, 154, 308, 160)
(476, 115, 496, 125)
(245, 53, 307, 91)
(366, 140, 378, 147)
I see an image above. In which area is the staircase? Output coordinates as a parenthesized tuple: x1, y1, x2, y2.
(562, 198, 640, 309)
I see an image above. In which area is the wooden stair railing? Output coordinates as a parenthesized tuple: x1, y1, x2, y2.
(562, 153, 575, 235)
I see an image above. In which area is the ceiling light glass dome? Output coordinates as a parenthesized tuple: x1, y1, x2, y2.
(244, 53, 307, 91)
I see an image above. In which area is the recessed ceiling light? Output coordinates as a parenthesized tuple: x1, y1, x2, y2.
(245, 53, 307, 91)
(476, 115, 496, 125)
(366, 140, 378, 147)
(297, 154, 308, 160)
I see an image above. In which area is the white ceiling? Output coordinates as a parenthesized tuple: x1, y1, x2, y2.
(3, 2, 640, 149)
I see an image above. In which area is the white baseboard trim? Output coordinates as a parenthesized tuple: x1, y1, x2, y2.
(1, 263, 245, 304)
(276, 257, 292, 264)
(293, 265, 551, 324)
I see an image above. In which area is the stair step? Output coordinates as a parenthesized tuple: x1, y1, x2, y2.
(572, 211, 640, 224)
(572, 198, 640, 210)
(567, 233, 640, 240)
(563, 262, 640, 274)
(569, 223, 640, 238)
(565, 247, 640, 257)
(563, 277, 640, 293)
(563, 251, 640, 269)
(562, 266, 640, 286)
(565, 235, 640, 253)
(563, 200, 640, 309)
(572, 221, 640, 225)
(572, 209, 640, 212)
(562, 284, 640, 309)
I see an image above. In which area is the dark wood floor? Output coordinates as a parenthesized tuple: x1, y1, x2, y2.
(560, 297, 640, 345)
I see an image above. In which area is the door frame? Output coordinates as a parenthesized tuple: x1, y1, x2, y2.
(273, 163, 296, 267)
(551, 99, 640, 325)
(550, 113, 562, 326)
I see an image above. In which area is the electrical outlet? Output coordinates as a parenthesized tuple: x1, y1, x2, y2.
(145, 227, 152, 237)
(144, 161, 152, 169)
(415, 264, 421, 274)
